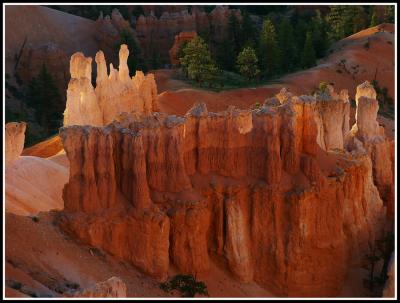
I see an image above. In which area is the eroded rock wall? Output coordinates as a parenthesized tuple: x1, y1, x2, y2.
(59, 86, 390, 296)
(346, 81, 394, 220)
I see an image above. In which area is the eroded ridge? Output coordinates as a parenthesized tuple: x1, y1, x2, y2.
(58, 82, 392, 297)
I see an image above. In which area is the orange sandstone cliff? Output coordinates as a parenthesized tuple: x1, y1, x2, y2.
(58, 67, 392, 296)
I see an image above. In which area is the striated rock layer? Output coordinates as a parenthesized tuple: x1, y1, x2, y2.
(63, 44, 158, 127)
(58, 83, 392, 296)
(5, 122, 26, 166)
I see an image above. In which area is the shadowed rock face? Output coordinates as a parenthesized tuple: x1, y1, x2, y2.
(5, 122, 26, 166)
(63, 44, 158, 127)
(135, 6, 241, 63)
(59, 81, 392, 296)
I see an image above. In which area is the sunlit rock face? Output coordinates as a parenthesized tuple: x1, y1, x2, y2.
(63, 44, 158, 127)
(346, 81, 394, 220)
(59, 83, 391, 296)
(5, 122, 26, 166)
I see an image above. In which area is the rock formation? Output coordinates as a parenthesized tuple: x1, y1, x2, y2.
(346, 81, 394, 219)
(169, 31, 198, 66)
(5, 122, 26, 166)
(71, 277, 127, 298)
(135, 6, 241, 63)
(58, 83, 391, 296)
(63, 44, 158, 127)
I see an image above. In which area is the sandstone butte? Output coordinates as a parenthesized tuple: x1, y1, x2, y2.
(53, 45, 395, 297)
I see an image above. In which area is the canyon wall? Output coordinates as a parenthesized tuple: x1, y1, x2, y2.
(5, 122, 26, 166)
(59, 83, 391, 296)
(63, 44, 158, 127)
(135, 6, 241, 64)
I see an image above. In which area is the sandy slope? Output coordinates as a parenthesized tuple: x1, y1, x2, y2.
(5, 156, 69, 216)
(22, 135, 64, 158)
(5, 5, 99, 72)
(5, 212, 273, 298)
(282, 24, 394, 100)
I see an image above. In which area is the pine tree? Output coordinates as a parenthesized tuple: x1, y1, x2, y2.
(28, 64, 63, 135)
(300, 31, 316, 68)
(384, 5, 395, 23)
(216, 38, 236, 71)
(370, 9, 378, 27)
(228, 14, 242, 55)
(180, 36, 219, 87)
(240, 10, 257, 48)
(236, 46, 260, 81)
(258, 18, 281, 77)
(277, 18, 296, 72)
(352, 6, 367, 33)
(311, 10, 329, 58)
(326, 5, 347, 41)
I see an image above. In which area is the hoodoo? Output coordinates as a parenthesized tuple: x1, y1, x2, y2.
(63, 44, 158, 127)
(59, 61, 391, 295)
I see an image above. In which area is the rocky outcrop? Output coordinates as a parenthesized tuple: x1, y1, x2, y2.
(5, 122, 26, 166)
(71, 277, 127, 298)
(63, 44, 158, 127)
(169, 31, 197, 66)
(59, 84, 389, 296)
(271, 85, 350, 152)
(346, 81, 394, 219)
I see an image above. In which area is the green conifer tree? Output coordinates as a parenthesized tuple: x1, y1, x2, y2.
(258, 18, 281, 77)
(300, 31, 317, 68)
(28, 64, 63, 135)
(236, 46, 260, 81)
(370, 9, 378, 27)
(278, 18, 296, 72)
(180, 36, 219, 87)
(384, 5, 395, 23)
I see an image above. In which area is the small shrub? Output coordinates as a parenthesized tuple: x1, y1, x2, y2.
(364, 41, 370, 50)
(254, 102, 261, 108)
(160, 274, 209, 297)
(336, 69, 343, 73)
(31, 216, 39, 223)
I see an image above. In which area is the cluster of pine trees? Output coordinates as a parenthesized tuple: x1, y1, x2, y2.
(177, 5, 394, 86)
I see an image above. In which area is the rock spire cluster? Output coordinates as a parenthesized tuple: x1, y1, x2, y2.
(63, 44, 158, 127)
(59, 81, 392, 296)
